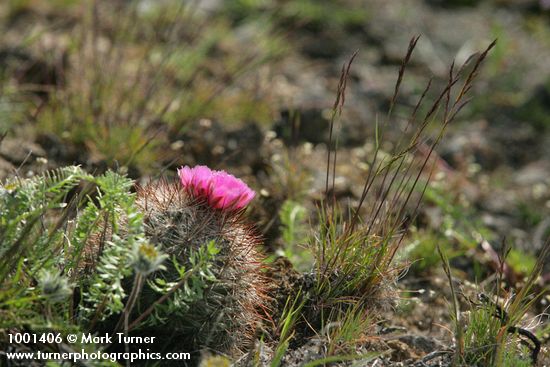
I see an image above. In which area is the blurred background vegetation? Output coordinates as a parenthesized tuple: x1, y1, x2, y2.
(1, 0, 549, 274)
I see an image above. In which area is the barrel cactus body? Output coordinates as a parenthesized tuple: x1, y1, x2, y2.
(134, 166, 268, 354)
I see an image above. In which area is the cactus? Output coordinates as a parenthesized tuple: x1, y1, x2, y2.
(132, 167, 269, 354)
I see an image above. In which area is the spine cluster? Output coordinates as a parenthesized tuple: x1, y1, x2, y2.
(135, 174, 268, 353)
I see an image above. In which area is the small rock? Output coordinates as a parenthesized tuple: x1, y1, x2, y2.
(274, 108, 330, 145)
(386, 339, 420, 361)
(0, 138, 46, 165)
(514, 160, 550, 186)
(398, 335, 444, 354)
(0, 156, 15, 180)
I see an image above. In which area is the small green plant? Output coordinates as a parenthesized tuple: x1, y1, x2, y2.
(506, 248, 537, 275)
(313, 37, 494, 310)
(403, 182, 494, 274)
(322, 303, 373, 356)
(277, 199, 311, 271)
(439, 239, 549, 366)
(280, 200, 307, 246)
(270, 289, 306, 367)
(403, 229, 447, 273)
(33, 2, 176, 173)
(226, 0, 369, 32)
(0, 166, 145, 363)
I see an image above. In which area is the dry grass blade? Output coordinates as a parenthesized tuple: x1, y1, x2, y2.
(325, 51, 358, 198)
(437, 244, 464, 364)
(349, 36, 421, 232)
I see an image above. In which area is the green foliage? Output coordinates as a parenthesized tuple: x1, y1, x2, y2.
(461, 301, 535, 367)
(0, 167, 123, 363)
(462, 300, 502, 365)
(277, 199, 311, 271)
(0, 166, 224, 364)
(423, 183, 492, 248)
(287, 39, 498, 365)
(323, 304, 373, 356)
(506, 248, 536, 275)
(278, 0, 367, 30)
(402, 229, 445, 273)
(403, 182, 494, 274)
(0, 166, 92, 282)
(311, 204, 397, 305)
(404, 183, 540, 277)
(226, 0, 368, 31)
(79, 171, 147, 322)
(271, 290, 306, 367)
(144, 241, 219, 327)
(280, 200, 307, 245)
(442, 240, 550, 366)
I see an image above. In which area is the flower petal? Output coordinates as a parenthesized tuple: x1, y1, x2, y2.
(177, 165, 255, 211)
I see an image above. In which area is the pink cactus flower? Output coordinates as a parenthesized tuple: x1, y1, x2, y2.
(177, 165, 255, 211)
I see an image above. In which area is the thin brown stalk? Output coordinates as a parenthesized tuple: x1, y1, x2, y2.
(350, 37, 420, 232)
(437, 244, 464, 363)
(114, 273, 144, 334)
(325, 52, 357, 198)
